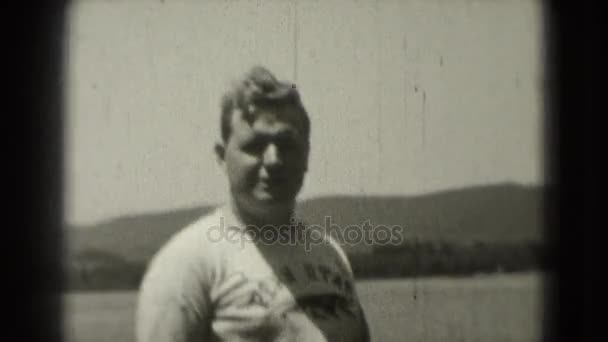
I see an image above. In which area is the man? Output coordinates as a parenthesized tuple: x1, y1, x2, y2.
(136, 66, 370, 341)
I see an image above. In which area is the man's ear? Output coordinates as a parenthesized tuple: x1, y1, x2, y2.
(303, 143, 310, 172)
(214, 142, 226, 167)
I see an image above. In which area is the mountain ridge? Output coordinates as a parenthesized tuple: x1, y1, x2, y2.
(67, 183, 544, 263)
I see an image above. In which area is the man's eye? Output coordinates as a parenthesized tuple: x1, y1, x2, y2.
(243, 141, 266, 154)
(278, 141, 294, 151)
(277, 138, 299, 151)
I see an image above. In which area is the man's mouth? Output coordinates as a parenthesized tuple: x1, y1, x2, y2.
(259, 179, 283, 189)
(261, 174, 289, 185)
(258, 177, 293, 196)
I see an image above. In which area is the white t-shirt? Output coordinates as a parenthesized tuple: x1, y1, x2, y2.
(136, 206, 370, 342)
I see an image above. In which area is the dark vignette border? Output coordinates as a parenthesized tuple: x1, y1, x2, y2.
(13, 1, 68, 342)
(14, 0, 602, 341)
(544, 1, 601, 341)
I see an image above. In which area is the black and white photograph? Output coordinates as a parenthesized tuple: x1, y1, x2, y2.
(61, 1, 547, 341)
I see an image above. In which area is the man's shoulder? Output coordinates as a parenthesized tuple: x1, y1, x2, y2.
(320, 232, 354, 276)
(147, 208, 225, 263)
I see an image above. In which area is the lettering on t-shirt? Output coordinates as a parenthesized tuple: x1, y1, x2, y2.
(227, 262, 359, 319)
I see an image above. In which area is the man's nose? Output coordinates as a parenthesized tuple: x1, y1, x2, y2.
(262, 143, 282, 168)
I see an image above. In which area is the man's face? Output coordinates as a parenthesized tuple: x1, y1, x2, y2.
(218, 104, 309, 217)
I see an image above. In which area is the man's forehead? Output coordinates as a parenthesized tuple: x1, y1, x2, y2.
(230, 105, 307, 135)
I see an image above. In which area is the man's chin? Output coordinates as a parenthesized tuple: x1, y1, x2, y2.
(253, 194, 293, 206)
(248, 191, 296, 209)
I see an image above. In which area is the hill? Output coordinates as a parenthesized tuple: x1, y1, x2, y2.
(297, 183, 543, 253)
(67, 206, 216, 263)
(66, 183, 543, 262)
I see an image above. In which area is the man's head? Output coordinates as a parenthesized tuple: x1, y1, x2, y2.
(215, 66, 310, 222)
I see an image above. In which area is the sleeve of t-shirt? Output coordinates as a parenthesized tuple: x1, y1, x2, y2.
(326, 235, 371, 342)
(135, 227, 214, 342)
(326, 235, 354, 277)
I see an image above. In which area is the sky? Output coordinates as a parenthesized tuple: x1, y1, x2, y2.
(65, 0, 545, 226)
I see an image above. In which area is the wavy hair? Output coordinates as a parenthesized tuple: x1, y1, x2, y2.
(220, 66, 310, 143)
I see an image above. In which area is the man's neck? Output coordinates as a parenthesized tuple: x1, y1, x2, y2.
(229, 198, 294, 228)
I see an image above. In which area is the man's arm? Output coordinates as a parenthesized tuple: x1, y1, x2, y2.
(136, 293, 207, 342)
(326, 236, 371, 342)
(359, 302, 371, 342)
(135, 230, 212, 342)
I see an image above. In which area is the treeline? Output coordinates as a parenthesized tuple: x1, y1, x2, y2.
(65, 249, 146, 291)
(65, 240, 546, 291)
(352, 240, 546, 279)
